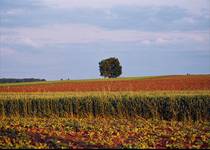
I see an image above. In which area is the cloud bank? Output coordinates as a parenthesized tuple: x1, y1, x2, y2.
(42, 0, 210, 14)
(1, 24, 209, 48)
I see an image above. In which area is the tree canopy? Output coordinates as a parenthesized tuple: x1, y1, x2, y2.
(99, 57, 122, 78)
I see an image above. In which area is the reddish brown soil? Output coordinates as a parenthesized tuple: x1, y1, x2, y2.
(0, 75, 210, 92)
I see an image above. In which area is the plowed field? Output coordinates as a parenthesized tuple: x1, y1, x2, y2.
(0, 75, 210, 92)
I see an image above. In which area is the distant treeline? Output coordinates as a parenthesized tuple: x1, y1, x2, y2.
(0, 78, 46, 83)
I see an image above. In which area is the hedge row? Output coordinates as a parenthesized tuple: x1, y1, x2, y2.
(0, 95, 209, 121)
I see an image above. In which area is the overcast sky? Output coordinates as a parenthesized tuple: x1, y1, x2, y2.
(0, 0, 210, 80)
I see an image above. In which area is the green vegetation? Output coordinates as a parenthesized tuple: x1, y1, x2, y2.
(0, 75, 174, 87)
(99, 57, 122, 78)
(0, 92, 209, 121)
(0, 78, 46, 83)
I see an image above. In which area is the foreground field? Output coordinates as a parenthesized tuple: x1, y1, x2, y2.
(0, 75, 209, 149)
(0, 117, 209, 149)
(0, 92, 209, 149)
(0, 75, 210, 92)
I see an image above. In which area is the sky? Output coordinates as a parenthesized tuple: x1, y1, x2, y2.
(0, 0, 210, 80)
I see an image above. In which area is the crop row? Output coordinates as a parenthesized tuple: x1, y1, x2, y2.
(0, 94, 209, 121)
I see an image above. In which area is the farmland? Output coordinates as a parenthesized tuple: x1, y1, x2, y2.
(0, 92, 210, 121)
(0, 117, 209, 149)
(0, 75, 210, 92)
(0, 75, 210, 149)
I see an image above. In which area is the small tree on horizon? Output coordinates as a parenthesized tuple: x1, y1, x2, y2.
(99, 57, 122, 78)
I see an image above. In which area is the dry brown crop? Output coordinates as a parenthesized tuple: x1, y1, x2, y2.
(0, 75, 210, 92)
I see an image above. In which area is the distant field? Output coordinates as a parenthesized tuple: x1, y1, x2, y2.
(0, 75, 210, 92)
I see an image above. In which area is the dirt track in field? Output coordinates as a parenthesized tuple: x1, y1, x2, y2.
(0, 75, 210, 92)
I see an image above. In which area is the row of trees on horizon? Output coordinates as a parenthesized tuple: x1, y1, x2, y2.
(0, 78, 46, 83)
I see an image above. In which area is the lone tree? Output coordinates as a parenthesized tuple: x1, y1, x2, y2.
(99, 57, 122, 78)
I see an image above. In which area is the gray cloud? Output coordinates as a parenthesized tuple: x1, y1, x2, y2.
(1, 24, 209, 48)
(42, 0, 210, 14)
